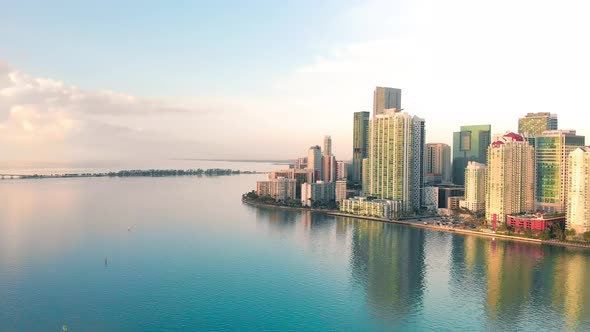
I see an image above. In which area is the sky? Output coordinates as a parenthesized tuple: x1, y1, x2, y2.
(1, 0, 589, 163)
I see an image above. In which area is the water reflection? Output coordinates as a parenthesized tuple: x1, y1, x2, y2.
(347, 217, 425, 322)
(552, 250, 590, 331)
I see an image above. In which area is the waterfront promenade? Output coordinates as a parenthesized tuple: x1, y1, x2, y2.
(243, 199, 590, 250)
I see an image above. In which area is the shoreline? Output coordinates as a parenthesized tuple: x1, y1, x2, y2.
(241, 199, 335, 213)
(242, 200, 590, 250)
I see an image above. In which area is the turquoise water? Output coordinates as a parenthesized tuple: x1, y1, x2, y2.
(1, 174, 589, 331)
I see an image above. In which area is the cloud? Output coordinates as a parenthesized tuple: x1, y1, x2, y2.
(0, 66, 194, 117)
(0, 62, 221, 161)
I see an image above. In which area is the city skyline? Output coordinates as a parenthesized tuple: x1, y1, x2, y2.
(2, 0, 590, 162)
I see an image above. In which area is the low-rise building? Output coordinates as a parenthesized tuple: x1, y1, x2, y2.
(340, 197, 402, 219)
(506, 213, 566, 232)
(301, 181, 336, 207)
(256, 177, 297, 201)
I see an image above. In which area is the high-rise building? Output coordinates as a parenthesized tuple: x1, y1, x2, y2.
(567, 146, 590, 234)
(373, 87, 402, 117)
(460, 161, 487, 213)
(364, 110, 425, 212)
(413, 117, 426, 207)
(518, 112, 558, 137)
(295, 157, 307, 169)
(352, 112, 370, 184)
(335, 180, 347, 204)
(269, 168, 314, 199)
(256, 177, 297, 201)
(452, 124, 492, 185)
(322, 155, 336, 182)
(323, 135, 332, 156)
(301, 181, 336, 207)
(425, 143, 452, 185)
(486, 133, 535, 224)
(535, 130, 585, 213)
(336, 161, 348, 180)
(307, 145, 322, 182)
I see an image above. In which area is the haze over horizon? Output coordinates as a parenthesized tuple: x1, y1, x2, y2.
(1, 0, 589, 163)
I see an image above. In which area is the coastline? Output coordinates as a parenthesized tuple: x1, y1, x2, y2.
(242, 199, 590, 250)
(241, 199, 335, 213)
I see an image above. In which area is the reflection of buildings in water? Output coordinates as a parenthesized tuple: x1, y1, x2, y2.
(301, 210, 312, 231)
(350, 220, 425, 322)
(255, 208, 298, 234)
(552, 252, 590, 330)
(485, 241, 541, 323)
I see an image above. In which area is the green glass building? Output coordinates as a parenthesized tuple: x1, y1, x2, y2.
(535, 130, 585, 213)
(452, 125, 491, 185)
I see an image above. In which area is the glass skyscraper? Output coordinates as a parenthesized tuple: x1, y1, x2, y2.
(452, 124, 491, 185)
(352, 111, 370, 185)
(535, 130, 585, 213)
(373, 87, 402, 117)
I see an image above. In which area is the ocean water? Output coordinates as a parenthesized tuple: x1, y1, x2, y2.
(0, 171, 589, 331)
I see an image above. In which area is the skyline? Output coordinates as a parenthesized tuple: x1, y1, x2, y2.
(2, 0, 590, 162)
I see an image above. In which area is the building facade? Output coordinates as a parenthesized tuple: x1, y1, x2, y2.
(352, 111, 370, 184)
(425, 143, 452, 185)
(364, 110, 424, 212)
(301, 181, 336, 207)
(336, 161, 348, 180)
(460, 161, 487, 213)
(269, 168, 314, 199)
(322, 155, 336, 183)
(567, 147, 590, 234)
(518, 112, 558, 137)
(323, 135, 332, 157)
(373, 86, 402, 117)
(535, 130, 585, 213)
(485, 133, 536, 224)
(335, 180, 347, 204)
(452, 124, 491, 185)
(256, 177, 297, 201)
(506, 213, 565, 232)
(307, 145, 322, 182)
(340, 197, 402, 219)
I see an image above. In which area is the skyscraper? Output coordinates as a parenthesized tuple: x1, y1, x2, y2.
(373, 87, 402, 117)
(460, 161, 487, 213)
(413, 117, 426, 207)
(535, 130, 585, 213)
(307, 145, 322, 182)
(425, 143, 452, 185)
(323, 135, 332, 157)
(364, 110, 424, 212)
(518, 112, 558, 137)
(352, 111, 370, 184)
(336, 161, 348, 180)
(567, 146, 590, 234)
(452, 124, 492, 185)
(322, 155, 336, 182)
(485, 133, 535, 224)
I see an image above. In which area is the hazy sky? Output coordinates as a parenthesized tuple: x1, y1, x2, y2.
(1, 0, 589, 162)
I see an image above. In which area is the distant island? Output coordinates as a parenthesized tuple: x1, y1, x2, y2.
(0, 168, 264, 180)
(172, 158, 294, 164)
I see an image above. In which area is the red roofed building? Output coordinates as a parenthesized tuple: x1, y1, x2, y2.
(506, 213, 566, 232)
